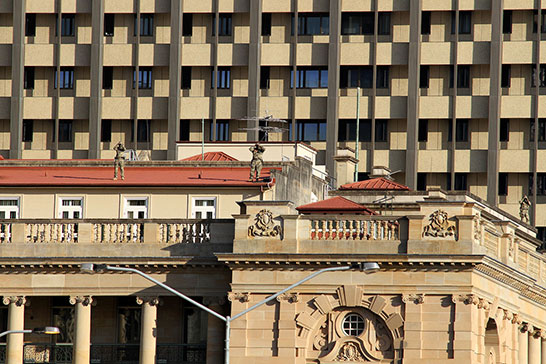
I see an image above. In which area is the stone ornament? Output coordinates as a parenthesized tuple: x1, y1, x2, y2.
(248, 209, 282, 237)
(276, 292, 299, 303)
(227, 292, 250, 303)
(422, 210, 457, 239)
(334, 342, 365, 362)
(3, 296, 27, 306)
(519, 195, 531, 223)
(136, 297, 160, 306)
(402, 293, 425, 304)
(69, 295, 94, 306)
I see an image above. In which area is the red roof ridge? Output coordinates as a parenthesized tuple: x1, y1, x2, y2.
(297, 196, 376, 215)
(339, 177, 410, 191)
(182, 151, 238, 162)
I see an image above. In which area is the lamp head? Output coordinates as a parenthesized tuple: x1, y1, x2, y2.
(350, 262, 380, 274)
(80, 263, 107, 273)
(33, 327, 60, 335)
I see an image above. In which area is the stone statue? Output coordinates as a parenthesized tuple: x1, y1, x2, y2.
(113, 141, 126, 180)
(519, 195, 531, 223)
(249, 143, 265, 181)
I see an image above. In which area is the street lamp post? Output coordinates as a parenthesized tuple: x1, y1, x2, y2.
(0, 327, 61, 338)
(81, 262, 379, 364)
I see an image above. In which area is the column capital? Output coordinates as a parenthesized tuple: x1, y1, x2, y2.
(2, 296, 27, 307)
(276, 292, 299, 303)
(403, 293, 425, 304)
(227, 292, 250, 303)
(136, 296, 160, 306)
(69, 296, 94, 306)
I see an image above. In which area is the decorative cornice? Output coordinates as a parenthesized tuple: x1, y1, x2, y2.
(69, 295, 94, 306)
(228, 292, 250, 303)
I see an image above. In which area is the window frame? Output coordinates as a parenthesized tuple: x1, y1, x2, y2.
(341, 12, 373, 35)
(295, 120, 327, 142)
(58, 120, 73, 143)
(182, 13, 193, 36)
(104, 13, 115, 36)
(191, 197, 217, 219)
(375, 120, 388, 143)
(340, 66, 372, 89)
(22, 120, 33, 142)
(0, 198, 19, 220)
(338, 119, 372, 142)
(298, 13, 329, 35)
(377, 12, 391, 35)
(456, 119, 469, 142)
(58, 197, 83, 219)
(213, 120, 230, 141)
(134, 67, 153, 89)
(103, 66, 113, 90)
(61, 14, 75, 37)
(123, 197, 149, 219)
(212, 14, 233, 36)
(25, 13, 36, 37)
(55, 67, 75, 89)
(24, 67, 35, 90)
(181, 66, 192, 89)
(101, 119, 112, 142)
(342, 314, 365, 337)
(421, 11, 431, 35)
(418, 119, 428, 142)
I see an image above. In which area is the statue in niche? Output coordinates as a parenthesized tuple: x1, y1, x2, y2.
(519, 195, 531, 223)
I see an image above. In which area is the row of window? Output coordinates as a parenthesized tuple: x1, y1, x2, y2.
(0, 197, 216, 220)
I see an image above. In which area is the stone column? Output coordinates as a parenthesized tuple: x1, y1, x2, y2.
(204, 297, 225, 364)
(520, 324, 530, 364)
(70, 296, 93, 364)
(541, 332, 546, 364)
(529, 328, 542, 364)
(3, 296, 26, 364)
(137, 297, 159, 364)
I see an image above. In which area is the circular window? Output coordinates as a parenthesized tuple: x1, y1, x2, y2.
(342, 313, 365, 337)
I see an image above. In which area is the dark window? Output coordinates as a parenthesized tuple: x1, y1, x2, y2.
(135, 14, 154, 36)
(181, 66, 192, 89)
(501, 64, 511, 88)
(58, 120, 73, 143)
(531, 64, 546, 87)
(456, 119, 469, 142)
(61, 14, 75, 36)
(180, 120, 190, 141)
(418, 119, 428, 142)
(421, 11, 431, 35)
(213, 121, 230, 141)
(448, 119, 453, 142)
(340, 66, 372, 88)
(296, 120, 327, 141)
(419, 65, 429, 88)
(24, 67, 35, 90)
(341, 12, 373, 35)
(537, 227, 546, 245)
(182, 13, 193, 36)
(22, 120, 33, 142)
(25, 14, 36, 36)
(536, 174, 546, 195)
(446, 173, 452, 190)
(260, 66, 270, 89)
(104, 14, 115, 36)
(137, 119, 151, 143)
(417, 173, 427, 191)
(212, 14, 232, 36)
(454, 173, 467, 191)
(533, 10, 546, 34)
(457, 65, 470, 88)
(459, 11, 472, 34)
(297, 13, 329, 35)
(55, 67, 74, 89)
(338, 119, 371, 142)
(499, 173, 508, 196)
(212, 67, 231, 89)
(262, 13, 272, 36)
(449, 65, 454, 88)
(377, 66, 389, 89)
(503, 10, 512, 34)
(291, 68, 328, 88)
(375, 120, 388, 142)
(103, 67, 113, 90)
(500, 119, 509, 142)
(538, 119, 546, 141)
(134, 67, 152, 89)
(378, 13, 391, 35)
(101, 119, 111, 142)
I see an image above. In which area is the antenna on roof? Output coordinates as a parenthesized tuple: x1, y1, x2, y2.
(238, 112, 289, 142)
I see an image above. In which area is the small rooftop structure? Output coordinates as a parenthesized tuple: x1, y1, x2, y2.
(339, 177, 411, 191)
(296, 196, 376, 215)
(182, 151, 238, 162)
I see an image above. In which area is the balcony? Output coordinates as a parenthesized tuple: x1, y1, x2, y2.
(0, 219, 234, 258)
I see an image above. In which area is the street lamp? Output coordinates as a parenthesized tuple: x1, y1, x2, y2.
(80, 262, 379, 364)
(0, 326, 61, 338)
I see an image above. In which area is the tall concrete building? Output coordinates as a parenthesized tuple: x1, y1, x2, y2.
(3, 1, 546, 232)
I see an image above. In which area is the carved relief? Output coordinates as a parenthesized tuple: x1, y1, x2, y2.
(69, 296, 94, 306)
(227, 292, 250, 303)
(276, 292, 299, 303)
(422, 210, 457, 239)
(473, 213, 483, 245)
(402, 294, 425, 304)
(248, 210, 282, 237)
(334, 342, 365, 362)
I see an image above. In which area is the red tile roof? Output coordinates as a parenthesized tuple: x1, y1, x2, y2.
(296, 196, 376, 215)
(182, 151, 238, 162)
(340, 177, 410, 191)
(0, 166, 276, 188)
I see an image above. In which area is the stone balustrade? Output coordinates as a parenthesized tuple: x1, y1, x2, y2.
(308, 217, 399, 241)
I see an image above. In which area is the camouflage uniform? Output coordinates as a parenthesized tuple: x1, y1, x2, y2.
(249, 143, 265, 181)
(114, 142, 126, 180)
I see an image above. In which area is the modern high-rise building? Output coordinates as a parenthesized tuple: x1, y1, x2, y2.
(3, 1, 546, 230)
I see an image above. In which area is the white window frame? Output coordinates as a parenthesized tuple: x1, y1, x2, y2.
(124, 197, 148, 219)
(191, 197, 216, 219)
(0, 198, 19, 219)
(58, 197, 83, 219)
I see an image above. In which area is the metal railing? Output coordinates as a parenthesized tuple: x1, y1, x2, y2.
(156, 344, 206, 364)
(22, 343, 73, 364)
(90, 343, 139, 364)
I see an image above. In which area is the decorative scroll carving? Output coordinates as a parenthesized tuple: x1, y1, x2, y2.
(2, 296, 27, 306)
(334, 342, 365, 362)
(276, 292, 299, 303)
(422, 210, 457, 239)
(136, 297, 160, 306)
(473, 213, 483, 245)
(227, 292, 250, 303)
(69, 296, 94, 306)
(248, 210, 282, 237)
(402, 294, 425, 304)
(313, 322, 328, 351)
